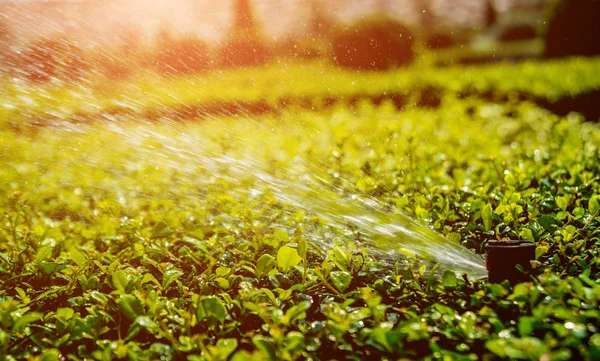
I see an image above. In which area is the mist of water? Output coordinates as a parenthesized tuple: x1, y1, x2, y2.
(89, 120, 488, 280)
(262, 173, 488, 279)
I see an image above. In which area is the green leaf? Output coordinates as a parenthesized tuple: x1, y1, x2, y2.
(442, 270, 457, 288)
(39, 261, 67, 276)
(458, 311, 476, 338)
(40, 349, 61, 361)
(13, 312, 42, 333)
(277, 246, 301, 271)
(521, 228, 534, 242)
(482, 203, 493, 231)
(15, 287, 28, 303)
(215, 267, 230, 276)
(151, 220, 172, 239)
(112, 270, 130, 293)
(332, 246, 351, 268)
(447, 232, 461, 244)
(230, 351, 254, 361)
(56, 308, 75, 321)
(329, 271, 352, 292)
(504, 174, 516, 186)
(590, 333, 600, 359)
(564, 225, 577, 235)
(369, 325, 395, 352)
(297, 237, 307, 259)
(274, 229, 289, 243)
(253, 336, 278, 361)
(590, 333, 600, 348)
(261, 288, 278, 305)
(135, 316, 159, 331)
(486, 337, 549, 360)
(36, 246, 53, 263)
(518, 316, 537, 336)
(538, 215, 559, 232)
(208, 338, 238, 360)
(556, 196, 568, 211)
(535, 245, 548, 259)
(589, 195, 600, 215)
(282, 301, 311, 326)
(70, 247, 87, 267)
(256, 254, 276, 278)
(162, 268, 184, 288)
(197, 296, 227, 324)
(141, 273, 157, 285)
(118, 294, 144, 320)
(214, 277, 229, 289)
(89, 291, 109, 304)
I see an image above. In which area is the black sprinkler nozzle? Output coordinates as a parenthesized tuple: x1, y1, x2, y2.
(486, 240, 535, 283)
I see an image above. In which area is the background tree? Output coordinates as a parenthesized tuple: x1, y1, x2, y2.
(154, 35, 211, 76)
(279, 0, 334, 60)
(544, 0, 600, 58)
(308, 0, 332, 38)
(331, 16, 414, 70)
(232, 0, 256, 36)
(417, 0, 434, 34)
(219, 0, 270, 68)
(0, 18, 13, 69)
(484, 0, 497, 29)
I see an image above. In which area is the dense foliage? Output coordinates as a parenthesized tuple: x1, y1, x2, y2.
(2, 57, 600, 124)
(1, 60, 600, 360)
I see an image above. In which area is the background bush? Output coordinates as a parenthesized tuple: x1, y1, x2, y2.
(331, 16, 414, 71)
(218, 36, 271, 68)
(154, 36, 211, 76)
(498, 24, 537, 42)
(276, 37, 328, 60)
(426, 33, 454, 49)
(17, 37, 88, 82)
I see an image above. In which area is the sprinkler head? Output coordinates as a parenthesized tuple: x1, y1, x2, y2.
(486, 240, 535, 283)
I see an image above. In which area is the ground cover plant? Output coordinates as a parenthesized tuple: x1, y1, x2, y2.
(2, 57, 600, 125)
(1, 70, 600, 361)
(3, 0, 600, 358)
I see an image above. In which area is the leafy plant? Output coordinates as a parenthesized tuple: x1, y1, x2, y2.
(1, 59, 599, 360)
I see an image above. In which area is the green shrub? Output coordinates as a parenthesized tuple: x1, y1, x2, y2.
(331, 16, 414, 70)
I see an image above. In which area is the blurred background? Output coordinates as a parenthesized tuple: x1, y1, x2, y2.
(0, 0, 597, 80)
(0, 0, 544, 43)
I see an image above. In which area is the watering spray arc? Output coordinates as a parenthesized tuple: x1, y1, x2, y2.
(204, 155, 537, 283)
(117, 127, 535, 284)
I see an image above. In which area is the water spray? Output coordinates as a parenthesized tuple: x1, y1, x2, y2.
(74, 122, 538, 283)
